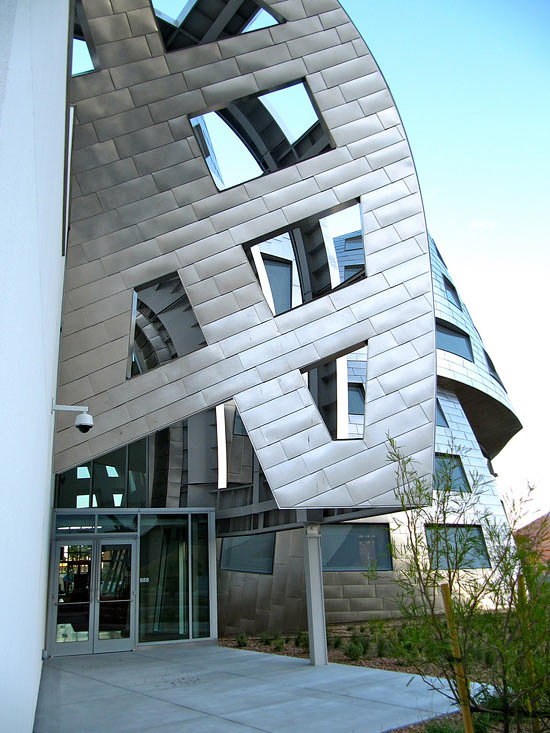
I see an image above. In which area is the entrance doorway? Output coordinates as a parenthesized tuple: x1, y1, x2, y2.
(51, 538, 136, 655)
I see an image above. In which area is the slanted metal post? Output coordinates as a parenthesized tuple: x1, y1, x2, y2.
(303, 523, 328, 665)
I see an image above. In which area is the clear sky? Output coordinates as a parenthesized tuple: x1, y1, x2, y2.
(341, 0, 550, 525)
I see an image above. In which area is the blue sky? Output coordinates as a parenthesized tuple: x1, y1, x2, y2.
(341, 0, 550, 523)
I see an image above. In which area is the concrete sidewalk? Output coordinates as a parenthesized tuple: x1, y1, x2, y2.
(34, 643, 455, 732)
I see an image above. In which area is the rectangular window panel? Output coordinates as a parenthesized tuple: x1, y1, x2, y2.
(434, 454, 470, 492)
(348, 383, 365, 416)
(425, 525, 491, 569)
(321, 524, 392, 571)
(262, 255, 292, 314)
(436, 322, 474, 362)
(191, 514, 210, 638)
(443, 276, 461, 310)
(221, 533, 275, 574)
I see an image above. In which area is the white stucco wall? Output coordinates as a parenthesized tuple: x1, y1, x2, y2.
(0, 0, 68, 729)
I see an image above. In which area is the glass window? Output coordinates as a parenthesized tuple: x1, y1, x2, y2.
(192, 514, 210, 638)
(262, 255, 292, 314)
(96, 514, 138, 533)
(435, 400, 448, 428)
(344, 265, 364, 281)
(221, 533, 275, 574)
(321, 524, 392, 571)
(443, 276, 461, 310)
(128, 438, 147, 506)
(434, 454, 470, 492)
(191, 81, 329, 191)
(425, 525, 491, 569)
(484, 350, 505, 389)
(55, 515, 95, 534)
(348, 384, 365, 416)
(139, 514, 189, 642)
(93, 447, 126, 508)
(72, 38, 94, 76)
(233, 410, 247, 436)
(436, 321, 474, 362)
(57, 462, 92, 508)
(344, 235, 363, 251)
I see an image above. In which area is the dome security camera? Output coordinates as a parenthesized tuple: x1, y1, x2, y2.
(75, 412, 94, 433)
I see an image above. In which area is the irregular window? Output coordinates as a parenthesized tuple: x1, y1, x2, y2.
(128, 272, 206, 378)
(321, 524, 392, 571)
(435, 399, 448, 428)
(152, 0, 284, 53)
(191, 80, 331, 190)
(484, 350, 506, 390)
(425, 525, 490, 570)
(443, 276, 461, 310)
(434, 453, 470, 493)
(348, 384, 365, 415)
(233, 410, 247, 436)
(245, 203, 364, 314)
(220, 533, 275, 574)
(72, 1, 96, 76)
(436, 320, 474, 362)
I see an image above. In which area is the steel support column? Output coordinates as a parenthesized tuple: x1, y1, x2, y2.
(303, 523, 328, 666)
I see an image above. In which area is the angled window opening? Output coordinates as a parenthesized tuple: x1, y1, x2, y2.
(425, 525, 491, 570)
(244, 202, 364, 317)
(436, 320, 474, 362)
(435, 399, 448, 428)
(301, 343, 367, 441)
(152, 0, 285, 53)
(484, 349, 506, 390)
(220, 532, 275, 574)
(434, 453, 470, 493)
(443, 276, 461, 310)
(321, 524, 392, 572)
(127, 272, 206, 379)
(72, 1, 97, 76)
(233, 410, 247, 436)
(191, 80, 331, 191)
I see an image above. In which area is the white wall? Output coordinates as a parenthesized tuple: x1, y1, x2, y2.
(0, 0, 68, 729)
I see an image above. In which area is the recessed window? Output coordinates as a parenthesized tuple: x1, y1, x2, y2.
(436, 321, 474, 362)
(443, 276, 461, 310)
(152, 0, 284, 52)
(425, 525, 490, 569)
(434, 453, 470, 493)
(220, 533, 275, 574)
(484, 350, 506, 390)
(348, 383, 365, 416)
(262, 255, 292, 314)
(191, 81, 330, 190)
(233, 410, 247, 436)
(435, 399, 448, 428)
(344, 235, 363, 251)
(72, 1, 96, 76)
(321, 524, 392, 571)
(344, 265, 364, 281)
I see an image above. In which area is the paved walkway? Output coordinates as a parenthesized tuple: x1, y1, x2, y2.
(34, 643, 455, 732)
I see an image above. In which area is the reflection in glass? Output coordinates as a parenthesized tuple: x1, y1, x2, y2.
(56, 544, 92, 642)
(321, 524, 392, 571)
(98, 544, 132, 641)
(98, 601, 130, 640)
(57, 463, 91, 508)
(139, 515, 189, 642)
(93, 447, 126, 507)
(55, 515, 95, 534)
(221, 533, 274, 574)
(96, 514, 137, 533)
(128, 438, 147, 506)
(192, 514, 210, 638)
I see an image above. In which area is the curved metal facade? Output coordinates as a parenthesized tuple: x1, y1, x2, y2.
(57, 0, 437, 511)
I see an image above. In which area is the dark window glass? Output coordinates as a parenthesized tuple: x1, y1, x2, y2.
(56, 463, 92, 508)
(263, 256, 292, 314)
(348, 384, 365, 416)
(443, 277, 461, 309)
(233, 410, 247, 436)
(128, 438, 147, 507)
(322, 524, 392, 571)
(425, 525, 491, 569)
(96, 514, 138, 533)
(55, 514, 95, 534)
(435, 400, 448, 428)
(434, 454, 470, 492)
(93, 447, 126, 508)
(436, 321, 474, 362)
(192, 514, 210, 638)
(344, 235, 363, 250)
(221, 533, 275, 574)
(484, 350, 505, 389)
(344, 265, 364, 281)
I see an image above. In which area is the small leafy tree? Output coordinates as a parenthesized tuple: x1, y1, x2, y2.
(388, 437, 550, 733)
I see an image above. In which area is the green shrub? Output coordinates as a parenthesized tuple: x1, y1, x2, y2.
(273, 638, 284, 652)
(295, 630, 309, 650)
(423, 716, 460, 733)
(344, 641, 363, 662)
(333, 636, 342, 649)
(236, 632, 248, 648)
(376, 635, 388, 657)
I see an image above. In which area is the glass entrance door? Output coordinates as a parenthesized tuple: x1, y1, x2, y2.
(51, 539, 136, 655)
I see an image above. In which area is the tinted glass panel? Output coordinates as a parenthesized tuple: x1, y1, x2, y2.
(56, 544, 92, 643)
(221, 533, 275, 574)
(192, 514, 210, 638)
(321, 524, 392, 571)
(425, 525, 490, 569)
(344, 265, 363, 280)
(435, 454, 470, 492)
(57, 463, 91, 508)
(436, 322, 474, 362)
(443, 277, 461, 309)
(55, 515, 95, 534)
(128, 438, 147, 506)
(435, 400, 448, 428)
(93, 447, 126, 508)
(263, 256, 292, 314)
(96, 514, 137, 533)
(139, 515, 189, 642)
(348, 384, 365, 415)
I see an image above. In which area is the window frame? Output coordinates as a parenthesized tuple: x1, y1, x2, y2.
(436, 320, 474, 362)
(321, 523, 393, 572)
(220, 532, 275, 574)
(434, 453, 470, 493)
(425, 524, 491, 570)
